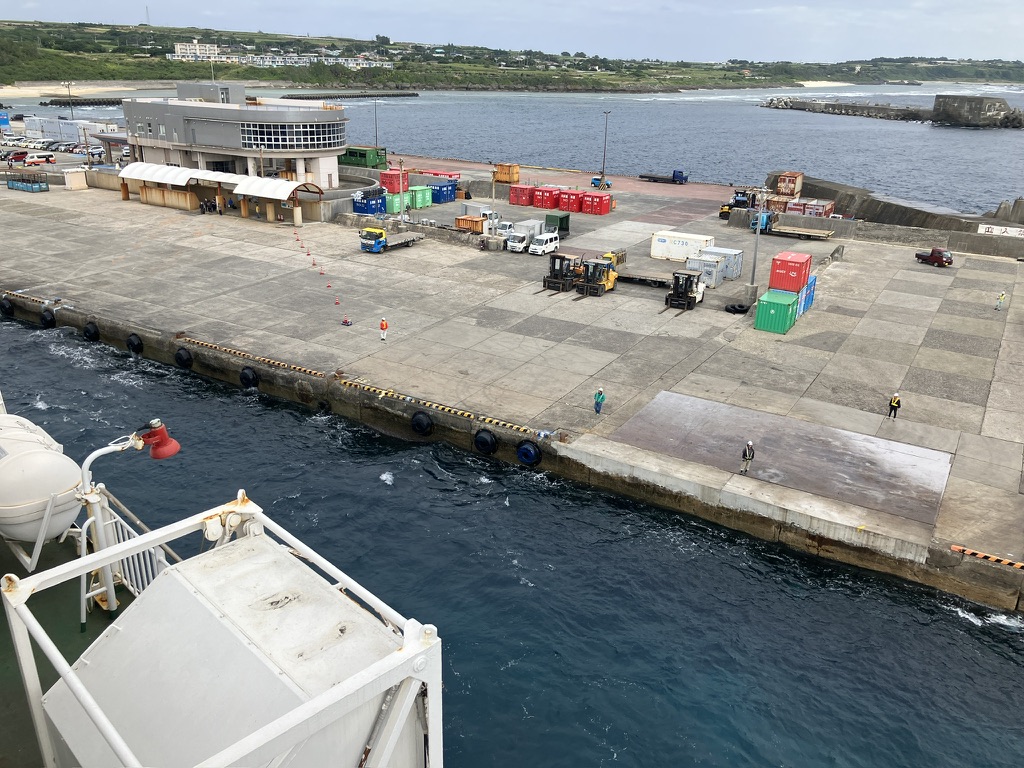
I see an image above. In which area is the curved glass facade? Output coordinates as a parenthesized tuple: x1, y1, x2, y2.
(240, 121, 346, 151)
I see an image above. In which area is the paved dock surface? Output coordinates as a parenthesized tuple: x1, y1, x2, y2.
(2, 161, 1023, 593)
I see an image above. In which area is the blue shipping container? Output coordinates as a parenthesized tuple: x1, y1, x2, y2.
(429, 181, 456, 204)
(353, 196, 386, 215)
(798, 274, 817, 317)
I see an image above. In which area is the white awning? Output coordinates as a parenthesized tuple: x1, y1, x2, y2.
(118, 162, 322, 200)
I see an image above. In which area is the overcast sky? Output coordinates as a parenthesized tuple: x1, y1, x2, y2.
(6, 1, 1024, 63)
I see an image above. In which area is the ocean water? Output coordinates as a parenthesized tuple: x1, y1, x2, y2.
(3, 322, 1024, 767)
(5, 82, 1023, 214)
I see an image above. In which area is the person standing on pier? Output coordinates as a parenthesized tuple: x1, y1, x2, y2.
(995, 291, 1007, 311)
(380, 317, 388, 341)
(593, 387, 606, 414)
(740, 441, 755, 474)
(887, 393, 901, 420)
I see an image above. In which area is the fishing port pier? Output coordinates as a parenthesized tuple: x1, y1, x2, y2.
(2, 160, 1024, 614)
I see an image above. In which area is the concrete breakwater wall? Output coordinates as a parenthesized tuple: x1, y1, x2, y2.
(1, 290, 1020, 614)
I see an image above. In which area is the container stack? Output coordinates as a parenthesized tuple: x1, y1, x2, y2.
(352, 187, 386, 215)
(385, 191, 412, 214)
(380, 169, 409, 194)
(509, 184, 536, 206)
(755, 251, 814, 334)
(785, 198, 835, 217)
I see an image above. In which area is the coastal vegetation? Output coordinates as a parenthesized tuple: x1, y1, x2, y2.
(2, 19, 1024, 91)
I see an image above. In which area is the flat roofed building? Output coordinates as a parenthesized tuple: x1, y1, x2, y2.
(122, 83, 348, 189)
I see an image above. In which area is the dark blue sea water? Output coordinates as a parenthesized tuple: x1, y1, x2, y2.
(4, 320, 1024, 767)
(6, 82, 1024, 214)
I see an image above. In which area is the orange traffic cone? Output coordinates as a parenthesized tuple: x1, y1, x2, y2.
(319, 266, 325, 275)
(312, 257, 316, 266)
(326, 281, 332, 288)
(335, 297, 340, 305)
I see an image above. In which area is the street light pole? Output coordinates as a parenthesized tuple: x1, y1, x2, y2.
(599, 110, 610, 189)
(747, 187, 770, 304)
(61, 81, 76, 120)
(258, 146, 264, 177)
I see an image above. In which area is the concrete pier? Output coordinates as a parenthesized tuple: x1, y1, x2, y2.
(2, 162, 1023, 611)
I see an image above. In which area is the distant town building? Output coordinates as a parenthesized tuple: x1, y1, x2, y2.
(122, 83, 349, 189)
(166, 40, 394, 70)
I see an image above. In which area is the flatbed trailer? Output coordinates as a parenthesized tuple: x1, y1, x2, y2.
(638, 170, 689, 184)
(768, 226, 834, 240)
(614, 264, 677, 287)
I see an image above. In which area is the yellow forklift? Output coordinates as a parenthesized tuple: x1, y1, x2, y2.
(664, 269, 705, 310)
(576, 259, 618, 297)
(543, 254, 584, 292)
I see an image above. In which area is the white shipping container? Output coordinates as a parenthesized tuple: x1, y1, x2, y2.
(650, 231, 714, 262)
(700, 246, 743, 280)
(461, 202, 492, 218)
(513, 219, 544, 237)
(685, 255, 726, 288)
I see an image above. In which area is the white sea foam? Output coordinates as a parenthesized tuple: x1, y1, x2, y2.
(380, 471, 394, 486)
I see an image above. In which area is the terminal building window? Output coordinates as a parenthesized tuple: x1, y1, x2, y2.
(240, 121, 345, 150)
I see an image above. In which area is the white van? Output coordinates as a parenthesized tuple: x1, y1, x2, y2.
(528, 232, 559, 256)
(24, 152, 56, 166)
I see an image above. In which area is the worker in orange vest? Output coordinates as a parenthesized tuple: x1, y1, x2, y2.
(380, 317, 388, 341)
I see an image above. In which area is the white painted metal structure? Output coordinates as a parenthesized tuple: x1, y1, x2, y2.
(2, 492, 443, 767)
(117, 162, 323, 201)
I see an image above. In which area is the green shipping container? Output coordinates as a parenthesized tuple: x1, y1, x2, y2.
(385, 191, 411, 214)
(544, 211, 570, 235)
(754, 290, 799, 334)
(409, 185, 432, 209)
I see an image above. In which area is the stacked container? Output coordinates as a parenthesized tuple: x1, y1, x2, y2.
(797, 274, 817, 317)
(698, 246, 743, 281)
(385, 191, 411, 214)
(685, 253, 726, 288)
(409, 186, 432, 209)
(559, 189, 586, 213)
(776, 171, 804, 197)
(768, 251, 812, 293)
(379, 169, 409, 194)
(754, 290, 800, 334)
(765, 194, 793, 213)
(533, 187, 562, 209)
(581, 192, 612, 215)
(428, 180, 456, 204)
(509, 184, 536, 206)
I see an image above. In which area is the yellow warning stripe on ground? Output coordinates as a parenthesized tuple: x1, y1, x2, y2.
(951, 545, 1024, 569)
(2, 291, 55, 305)
(178, 336, 325, 377)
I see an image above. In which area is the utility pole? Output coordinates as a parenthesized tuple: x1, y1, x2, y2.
(599, 110, 610, 190)
(61, 81, 76, 120)
(747, 187, 770, 304)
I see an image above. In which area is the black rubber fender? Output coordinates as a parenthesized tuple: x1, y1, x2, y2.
(411, 410, 434, 436)
(239, 366, 259, 389)
(473, 429, 498, 455)
(126, 333, 144, 355)
(40, 308, 56, 329)
(174, 347, 194, 369)
(0, 296, 13, 317)
(83, 321, 100, 342)
(725, 303, 751, 315)
(516, 440, 542, 468)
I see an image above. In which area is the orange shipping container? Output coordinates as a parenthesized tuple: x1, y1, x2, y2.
(455, 215, 486, 234)
(494, 163, 520, 184)
(766, 194, 792, 213)
(776, 172, 803, 198)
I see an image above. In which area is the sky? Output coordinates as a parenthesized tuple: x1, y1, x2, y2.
(5, 1, 1024, 63)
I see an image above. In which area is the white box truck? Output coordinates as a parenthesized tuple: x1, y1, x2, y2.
(507, 219, 544, 253)
(650, 231, 715, 262)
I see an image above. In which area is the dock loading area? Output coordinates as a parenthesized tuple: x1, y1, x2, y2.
(2, 169, 1023, 611)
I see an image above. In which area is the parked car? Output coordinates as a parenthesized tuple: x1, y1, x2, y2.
(8, 150, 29, 163)
(45, 141, 64, 151)
(87, 146, 105, 158)
(55, 142, 77, 152)
(121, 146, 132, 158)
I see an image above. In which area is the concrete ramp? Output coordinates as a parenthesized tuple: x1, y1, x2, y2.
(610, 392, 951, 524)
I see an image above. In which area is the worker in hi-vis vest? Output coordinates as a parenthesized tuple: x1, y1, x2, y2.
(380, 317, 388, 341)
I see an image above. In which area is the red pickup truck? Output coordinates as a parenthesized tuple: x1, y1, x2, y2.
(915, 247, 953, 266)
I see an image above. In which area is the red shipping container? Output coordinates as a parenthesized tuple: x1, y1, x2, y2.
(559, 189, 586, 212)
(380, 169, 409, 194)
(509, 184, 535, 206)
(533, 187, 561, 209)
(785, 200, 806, 215)
(581, 192, 612, 215)
(768, 252, 812, 293)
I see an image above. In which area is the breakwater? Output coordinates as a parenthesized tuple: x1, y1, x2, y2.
(762, 94, 1024, 128)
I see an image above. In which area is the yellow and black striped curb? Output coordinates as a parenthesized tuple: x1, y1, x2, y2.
(177, 336, 546, 438)
(951, 545, 1024, 570)
(177, 336, 326, 377)
(2, 291, 57, 306)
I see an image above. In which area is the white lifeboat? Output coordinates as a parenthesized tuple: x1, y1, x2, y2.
(0, 414, 83, 542)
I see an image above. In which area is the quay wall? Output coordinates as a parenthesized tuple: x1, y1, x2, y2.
(1, 290, 1020, 614)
